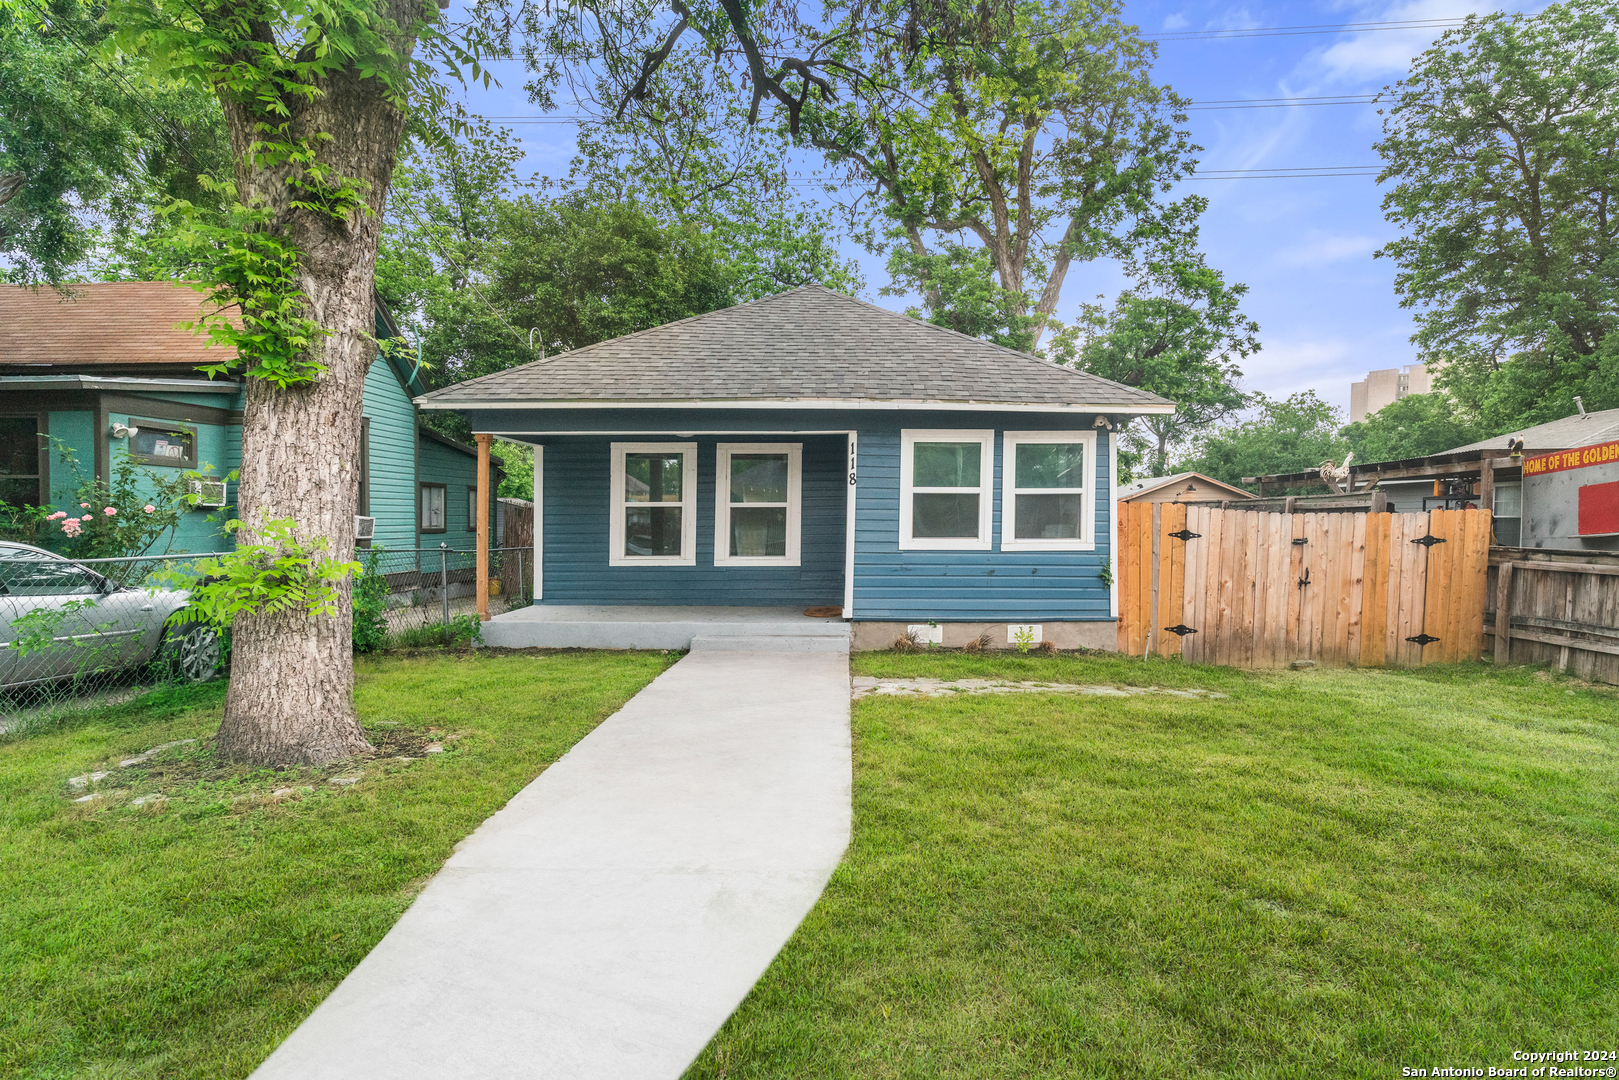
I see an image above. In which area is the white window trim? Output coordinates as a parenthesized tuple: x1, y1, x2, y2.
(899, 429, 995, 551)
(609, 441, 697, 567)
(715, 442, 802, 567)
(1000, 430, 1097, 552)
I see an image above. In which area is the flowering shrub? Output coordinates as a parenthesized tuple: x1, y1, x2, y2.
(0, 440, 236, 559)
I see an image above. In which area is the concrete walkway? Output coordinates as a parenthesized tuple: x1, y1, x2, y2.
(251, 646, 851, 1080)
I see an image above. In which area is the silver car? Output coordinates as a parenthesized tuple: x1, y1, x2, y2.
(0, 541, 221, 689)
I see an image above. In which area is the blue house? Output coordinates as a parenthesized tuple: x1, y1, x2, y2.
(0, 282, 499, 554)
(419, 286, 1172, 651)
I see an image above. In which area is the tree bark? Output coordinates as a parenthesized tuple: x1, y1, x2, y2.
(212, 13, 416, 766)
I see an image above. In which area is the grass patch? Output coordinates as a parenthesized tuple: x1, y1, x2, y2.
(1, 650, 675, 1080)
(688, 655, 1619, 1079)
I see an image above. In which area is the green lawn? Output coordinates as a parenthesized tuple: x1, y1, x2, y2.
(0, 650, 674, 1080)
(688, 654, 1619, 1080)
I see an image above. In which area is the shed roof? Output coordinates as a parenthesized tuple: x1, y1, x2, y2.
(417, 286, 1173, 413)
(1119, 472, 1256, 501)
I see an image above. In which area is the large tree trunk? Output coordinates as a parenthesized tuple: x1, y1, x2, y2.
(212, 22, 414, 766)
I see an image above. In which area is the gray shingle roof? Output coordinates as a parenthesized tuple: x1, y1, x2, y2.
(418, 286, 1172, 412)
(1444, 406, 1619, 453)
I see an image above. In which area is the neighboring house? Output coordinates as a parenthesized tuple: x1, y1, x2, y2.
(1118, 472, 1255, 504)
(0, 282, 500, 553)
(1376, 405, 1619, 549)
(418, 285, 1174, 650)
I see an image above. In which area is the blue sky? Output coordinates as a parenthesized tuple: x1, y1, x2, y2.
(448, 1, 1536, 419)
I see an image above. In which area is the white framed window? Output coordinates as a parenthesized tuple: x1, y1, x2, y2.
(609, 442, 697, 566)
(899, 429, 994, 550)
(1001, 430, 1096, 551)
(715, 443, 802, 566)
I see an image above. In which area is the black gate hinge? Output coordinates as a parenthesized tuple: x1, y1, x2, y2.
(1163, 624, 1198, 636)
(1168, 529, 1201, 541)
(1406, 633, 1440, 646)
(1412, 535, 1447, 547)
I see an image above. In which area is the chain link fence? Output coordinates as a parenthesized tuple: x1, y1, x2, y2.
(1, 550, 228, 733)
(2, 544, 536, 732)
(356, 545, 533, 647)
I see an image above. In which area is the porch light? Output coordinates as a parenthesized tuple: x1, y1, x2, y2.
(111, 422, 139, 440)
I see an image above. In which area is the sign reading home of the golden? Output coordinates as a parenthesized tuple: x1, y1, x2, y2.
(1520, 439, 1619, 477)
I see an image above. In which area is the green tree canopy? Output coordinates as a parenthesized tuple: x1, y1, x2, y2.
(1341, 392, 1490, 464)
(1375, 0, 1619, 430)
(1178, 392, 1350, 490)
(1049, 216, 1257, 477)
(0, 0, 229, 283)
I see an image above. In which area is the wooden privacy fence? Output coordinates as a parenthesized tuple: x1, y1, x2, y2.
(1117, 503, 1492, 668)
(1487, 548, 1619, 685)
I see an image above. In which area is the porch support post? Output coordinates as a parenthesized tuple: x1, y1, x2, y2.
(475, 433, 492, 621)
(843, 432, 857, 619)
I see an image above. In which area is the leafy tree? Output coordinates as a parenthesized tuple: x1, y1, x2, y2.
(1178, 392, 1350, 490)
(1340, 392, 1489, 464)
(803, 0, 1197, 347)
(0, 0, 229, 283)
(1049, 220, 1257, 476)
(1375, 0, 1619, 431)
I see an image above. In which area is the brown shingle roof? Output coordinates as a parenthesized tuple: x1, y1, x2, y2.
(419, 285, 1174, 412)
(0, 282, 234, 367)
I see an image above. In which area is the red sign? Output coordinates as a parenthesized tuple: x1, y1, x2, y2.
(1579, 480, 1619, 536)
(1521, 439, 1619, 477)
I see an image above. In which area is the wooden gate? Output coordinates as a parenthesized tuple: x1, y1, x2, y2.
(1117, 503, 1491, 668)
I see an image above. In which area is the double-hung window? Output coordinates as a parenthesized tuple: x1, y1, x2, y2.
(1002, 431, 1095, 550)
(899, 430, 994, 550)
(610, 442, 696, 566)
(715, 443, 801, 565)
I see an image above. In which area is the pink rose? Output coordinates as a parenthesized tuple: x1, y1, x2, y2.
(80, 503, 89, 509)
(143, 505, 155, 514)
(81, 514, 93, 521)
(61, 519, 82, 536)
(48, 511, 65, 520)
(104, 507, 117, 516)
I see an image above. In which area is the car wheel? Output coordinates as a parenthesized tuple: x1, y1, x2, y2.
(163, 622, 221, 683)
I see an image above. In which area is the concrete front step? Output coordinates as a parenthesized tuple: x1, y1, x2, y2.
(690, 634, 850, 654)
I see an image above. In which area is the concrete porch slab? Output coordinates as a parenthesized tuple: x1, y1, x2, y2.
(480, 604, 851, 651)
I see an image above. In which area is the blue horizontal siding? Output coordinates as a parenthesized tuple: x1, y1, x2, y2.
(850, 422, 1113, 621)
(475, 408, 1117, 623)
(537, 435, 846, 606)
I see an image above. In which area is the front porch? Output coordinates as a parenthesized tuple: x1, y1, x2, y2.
(480, 604, 851, 652)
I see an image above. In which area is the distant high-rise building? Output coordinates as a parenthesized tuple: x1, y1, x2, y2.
(1350, 363, 1432, 422)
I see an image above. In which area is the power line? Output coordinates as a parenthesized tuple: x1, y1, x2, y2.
(470, 15, 1478, 60)
(1186, 95, 1378, 110)
(1147, 17, 1470, 41)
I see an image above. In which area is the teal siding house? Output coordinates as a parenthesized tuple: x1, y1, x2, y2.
(420, 286, 1174, 651)
(0, 282, 499, 554)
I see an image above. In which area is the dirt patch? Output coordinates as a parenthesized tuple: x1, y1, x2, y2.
(62, 723, 465, 805)
(851, 677, 1229, 701)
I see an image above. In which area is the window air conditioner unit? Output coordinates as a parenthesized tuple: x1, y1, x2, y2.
(187, 478, 228, 508)
(355, 515, 376, 541)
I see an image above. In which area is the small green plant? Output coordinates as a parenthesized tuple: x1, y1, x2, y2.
(445, 613, 484, 647)
(1098, 556, 1114, 589)
(1012, 625, 1036, 654)
(351, 548, 390, 654)
(160, 518, 359, 628)
(926, 619, 941, 649)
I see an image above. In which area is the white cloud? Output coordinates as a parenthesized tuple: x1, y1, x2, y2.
(1274, 231, 1384, 267)
(1307, 0, 1505, 84)
(1163, 12, 1190, 29)
(1241, 338, 1361, 406)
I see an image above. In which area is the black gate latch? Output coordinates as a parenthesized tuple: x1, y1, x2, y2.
(1163, 624, 1198, 636)
(1169, 529, 1201, 541)
(1405, 633, 1440, 646)
(1412, 535, 1447, 547)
